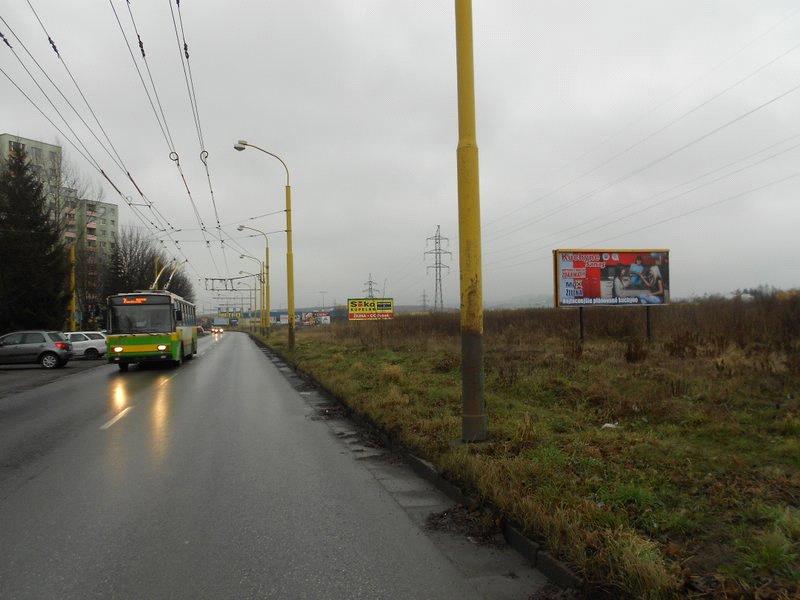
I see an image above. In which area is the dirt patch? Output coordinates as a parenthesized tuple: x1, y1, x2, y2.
(425, 504, 503, 546)
(309, 403, 348, 420)
(529, 583, 585, 600)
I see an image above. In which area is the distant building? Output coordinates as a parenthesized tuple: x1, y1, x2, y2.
(1, 133, 119, 322)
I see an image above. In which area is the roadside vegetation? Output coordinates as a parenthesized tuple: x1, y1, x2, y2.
(263, 294, 799, 598)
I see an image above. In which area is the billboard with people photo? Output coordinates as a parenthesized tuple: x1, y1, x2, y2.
(553, 249, 670, 307)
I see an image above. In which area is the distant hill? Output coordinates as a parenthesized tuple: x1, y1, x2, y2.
(486, 293, 553, 309)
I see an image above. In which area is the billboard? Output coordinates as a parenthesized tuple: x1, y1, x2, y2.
(554, 249, 670, 307)
(348, 298, 394, 321)
(302, 311, 331, 326)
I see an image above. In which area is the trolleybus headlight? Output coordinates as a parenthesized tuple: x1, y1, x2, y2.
(114, 346, 124, 353)
(157, 344, 167, 351)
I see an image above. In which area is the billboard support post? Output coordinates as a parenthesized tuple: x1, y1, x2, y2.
(646, 306, 652, 340)
(578, 307, 585, 341)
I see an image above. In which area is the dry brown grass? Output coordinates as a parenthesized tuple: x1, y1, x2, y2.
(262, 294, 800, 598)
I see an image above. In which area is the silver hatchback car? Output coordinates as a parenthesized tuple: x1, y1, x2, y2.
(0, 331, 73, 369)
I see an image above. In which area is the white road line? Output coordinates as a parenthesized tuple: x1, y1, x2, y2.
(100, 406, 133, 430)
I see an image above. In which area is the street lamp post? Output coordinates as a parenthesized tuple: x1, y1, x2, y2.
(234, 140, 295, 350)
(238, 224, 270, 336)
(236, 281, 255, 331)
(239, 253, 263, 333)
(455, 0, 488, 441)
(239, 270, 264, 333)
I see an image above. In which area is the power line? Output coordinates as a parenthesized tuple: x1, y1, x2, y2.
(486, 169, 800, 273)
(485, 76, 800, 245)
(483, 6, 800, 232)
(486, 130, 800, 261)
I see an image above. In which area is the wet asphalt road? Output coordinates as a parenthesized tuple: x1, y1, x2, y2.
(0, 332, 537, 599)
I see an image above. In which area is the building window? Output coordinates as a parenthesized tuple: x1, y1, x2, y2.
(101, 218, 106, 224)
(32, 147, 43, 162)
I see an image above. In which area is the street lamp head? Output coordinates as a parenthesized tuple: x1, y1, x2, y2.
(239, 254, 246, 259)
(234, 140, 248, 151)
(237, 225, 244, 231)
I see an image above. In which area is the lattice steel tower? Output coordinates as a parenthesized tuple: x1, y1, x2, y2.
(425, 225, 451, 311)
(363, 273, 379, 298)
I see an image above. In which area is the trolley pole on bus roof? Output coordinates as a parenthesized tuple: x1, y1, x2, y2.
(455, 0, 488, 442)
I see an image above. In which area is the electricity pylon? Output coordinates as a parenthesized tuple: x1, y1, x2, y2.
(425, 225, 451, 311)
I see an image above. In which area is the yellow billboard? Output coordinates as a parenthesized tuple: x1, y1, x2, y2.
(348, 298, 394, 321)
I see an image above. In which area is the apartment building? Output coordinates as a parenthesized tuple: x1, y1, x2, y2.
(1, 133, 119, 249)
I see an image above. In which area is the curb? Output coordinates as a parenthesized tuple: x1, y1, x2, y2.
(249, 333, 585, 595)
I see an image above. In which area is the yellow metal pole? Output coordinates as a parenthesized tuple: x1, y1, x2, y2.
(286, 184, 295, 349)
(264, 243, 271, 333)
(68, 244, 77, 331)
(455, 0, 487, 441)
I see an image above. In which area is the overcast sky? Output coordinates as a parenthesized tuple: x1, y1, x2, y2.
(3, 1, 799, 310)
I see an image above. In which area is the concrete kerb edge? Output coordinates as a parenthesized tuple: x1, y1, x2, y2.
(247, 333, 585, 594)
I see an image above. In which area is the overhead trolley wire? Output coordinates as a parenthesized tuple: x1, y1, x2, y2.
(2, 14, 204, 282)
(16, 3, 188, 243)
(110, 0, 223, 276)
(0, 62, 198, 277)
(1, 12, 176, 238)
(166, 0, 235, 274)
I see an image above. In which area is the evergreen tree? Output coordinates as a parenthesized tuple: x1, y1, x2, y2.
(0, 149, 70, 332)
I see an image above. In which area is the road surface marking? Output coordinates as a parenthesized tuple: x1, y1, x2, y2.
(100, 406, 133, 429)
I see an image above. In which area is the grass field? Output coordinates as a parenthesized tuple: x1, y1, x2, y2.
(262, 295, 799, 598)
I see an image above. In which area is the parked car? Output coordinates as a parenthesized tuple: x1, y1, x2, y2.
(65, 331, 107, 359)
(0, 331, 72, 368)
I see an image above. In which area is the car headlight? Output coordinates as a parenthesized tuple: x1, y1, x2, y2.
(114, 346, 124, 353)
(157, 344, 167, 351)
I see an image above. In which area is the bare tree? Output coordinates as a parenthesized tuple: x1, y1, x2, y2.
(102, 227, 194, 303)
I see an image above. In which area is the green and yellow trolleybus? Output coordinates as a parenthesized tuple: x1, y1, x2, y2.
(106, 291, 198, 371)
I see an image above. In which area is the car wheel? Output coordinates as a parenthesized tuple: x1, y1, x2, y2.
(118, 363, 129, 372)
(85, 348, 99, 360)
(40, 352, 59, 369)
